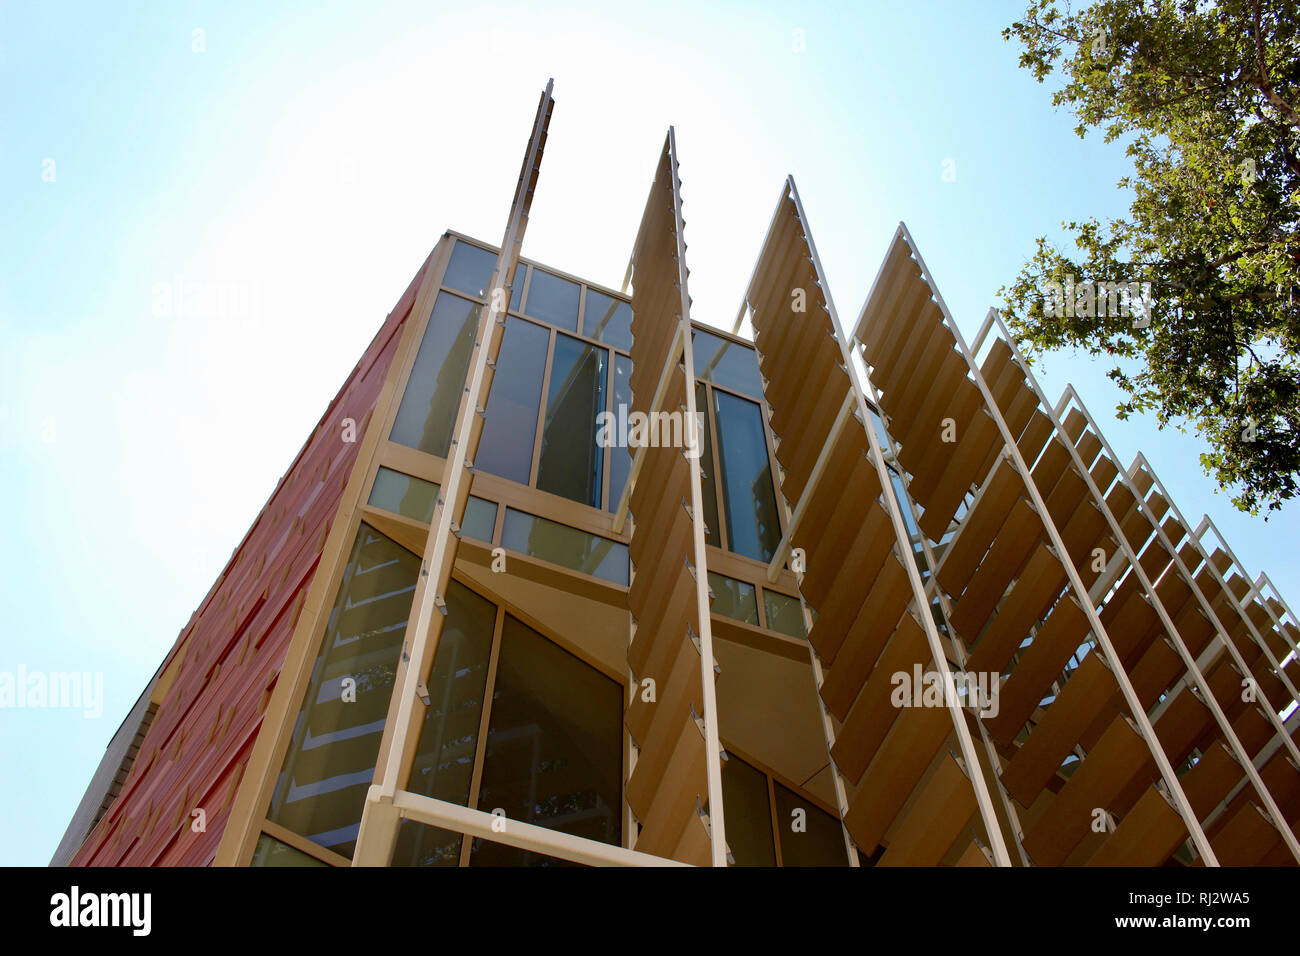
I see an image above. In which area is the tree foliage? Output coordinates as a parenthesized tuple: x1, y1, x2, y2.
(1001, 0, 1300, 514)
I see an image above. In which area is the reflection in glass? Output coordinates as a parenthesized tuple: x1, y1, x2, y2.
(501, 508, 629, 585)
(713, 390, 781, 562)
(470, 616, 621, 866)
(696, 383, 721, 547)
(476, 317, 549, 485)
(461, 496, 497, 543)
(583, 288, 633, 351)
(773, 782, 849, 866)
(523, 269, 580, 331)
(509, 263, 525, 312)
(367, 467, 438, 524)
(267, 525, 419, 859)
(537, 334, 607, 508)
(693, 329, 764, 399)
(708, 572, 759, 625)
(442, 242, 498, 299)
(390, 292, 480, 458)
(393, 581, 497, 867)
(607, 355, 632, 513)
(763, 590, 807, 639)
(250, 833, 330, 867)
(722, 756, 777, 866)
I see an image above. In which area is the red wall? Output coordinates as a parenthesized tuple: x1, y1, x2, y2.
(70, 253, 430, 866)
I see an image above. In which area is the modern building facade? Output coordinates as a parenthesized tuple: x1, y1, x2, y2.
(55, 83, 1300, 868)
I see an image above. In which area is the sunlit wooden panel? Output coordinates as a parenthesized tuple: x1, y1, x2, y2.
(1021, 715, 1154, 866)
(1001, 652, 1119, 807)
(830, 616, 930, 785)
(876, 753, 977, 867)
(983, 595, 1089, 746)
(842, 701, 951, 854)
(1086, 785, 1187, 867)
(818, 567, 913, 720)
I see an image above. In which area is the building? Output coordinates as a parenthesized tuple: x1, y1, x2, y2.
(54, 82, 1300, 868)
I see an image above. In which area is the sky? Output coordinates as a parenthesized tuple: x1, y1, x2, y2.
(1, 0, 1296, 867)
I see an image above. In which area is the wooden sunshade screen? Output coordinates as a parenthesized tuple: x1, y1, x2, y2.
(853, 224, 1300, 865)
(623, 130, 727, 866)
(351, 82, 555, 866)
(741, 181, 1007, 866)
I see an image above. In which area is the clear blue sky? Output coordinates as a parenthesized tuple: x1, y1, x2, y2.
(2, 0, 1296, 866)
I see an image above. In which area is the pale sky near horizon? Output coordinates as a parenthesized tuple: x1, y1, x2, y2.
(2, 0, 1297, 866)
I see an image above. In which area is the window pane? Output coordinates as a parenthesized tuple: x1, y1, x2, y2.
(392, 581, 497, 867)
(713, 389, 781, 562)
(763, 590, 807, 639)
(607, 355, 632, 513)
(267, 525, 419, 859)
(501, 508, 629, 585)
(537, 334, 607, 508)
(721, 756, 776, 866)
(367, 467, 438, 523)
(442, 242, 497, 299)
(509, 263, 525, 313)
(476, 317, 549, 485)
(583, 288, 633, 351)
(693, 328, 764, 399)
(773, 783, 849, 866)
(696, 383, 721, 547)
(708, 572, 759, 625)
(462, 496, 497, 543)
(250, 833, 330, 867)
(523, 269, 580, 331)
(470, 615, 622, 866)
(390, 292, 480, 458)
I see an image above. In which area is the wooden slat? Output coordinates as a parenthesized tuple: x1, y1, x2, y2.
(1021, 715, 1154, 865)
(842, 701, 952, 854)
(1001, 652, 1118, 807)
(831, 615, 931, 784)
(819, 564, 912, 718)
(1085, 785, 1187, 867)
(984, 595, 1089, 746)
(876, 753, 977, 866)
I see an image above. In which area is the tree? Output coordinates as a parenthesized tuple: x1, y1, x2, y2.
(1001, 0, 1300, 514)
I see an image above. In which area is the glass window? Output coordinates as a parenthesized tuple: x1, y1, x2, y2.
(509, 262, 525, 312)
(392, 581, 497, 867)
(708, 572, 759, 625)
(537, 333, 607, 508)
(390, 292, 480, 459)
(713, 389, 782, 562)
(763, 590, 807, 639)
(267, 525, 419, 859)
(470, 615, 622, 865)
(722, 756, 776, 866)
(583, 288, 633, 351)
(250, 834, 330, 867)
(607, 355, 633, 513)
(442, 242, 498, 299)
(476, 317, 549, 486)
(773, 782, 848, 866)
(523, 269, 580, 331)
(461, 496, 497, 543)
(501, 508, 629, 585)
(696, 383, 721, 547)
(368, 467, 438, 523)
(693, 329, 764, 399)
